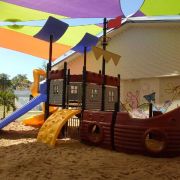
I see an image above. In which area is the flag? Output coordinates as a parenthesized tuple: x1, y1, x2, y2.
(107, 16, 121, 29)
(92, 46, 103, 60)
(92, 46, 121, 65)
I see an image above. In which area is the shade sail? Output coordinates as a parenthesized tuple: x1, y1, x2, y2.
(0, 28, 71, 60)
(0, 2, 65, 21)
(1, 25, 102, 47)
(120, 0, 145, 17)
(0, 1, 102, 52)
(34, 16, 69, 42)
(141, 0, 180, 16)
(0, 0, 179, 61)
(3, 0, 180, 18)
(72, 33, 99, 53)
(3, 0, 122, 18)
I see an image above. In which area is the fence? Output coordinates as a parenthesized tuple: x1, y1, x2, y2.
(64, 116, 80, 139)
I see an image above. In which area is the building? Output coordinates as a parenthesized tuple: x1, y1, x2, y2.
(53, 16, 180, 117)
(14, 89, 42, 111)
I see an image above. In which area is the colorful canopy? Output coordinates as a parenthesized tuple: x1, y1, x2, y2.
(72, 33, 99, 53)
(3, 0, 122, 18)
(0, 28, 71, 60)
(0, 0, 179, 60)
(34, 16, 69, 43)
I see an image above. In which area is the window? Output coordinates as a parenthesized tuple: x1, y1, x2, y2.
(108, 91, 114, 102)
(71, 85, 78, 94)
(91, 89, 98, 100)
(53, 85, 59, 94)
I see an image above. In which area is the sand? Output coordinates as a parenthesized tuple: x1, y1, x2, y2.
(0, 122, 180, 180)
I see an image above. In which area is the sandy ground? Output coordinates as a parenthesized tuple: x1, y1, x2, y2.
(0, 122, 180, 180)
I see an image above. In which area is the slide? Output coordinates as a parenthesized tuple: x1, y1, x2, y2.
(30, 69, 46, 97)
(22, 68, 57, 127)
(22, 107, 58, 127)
(0, 94, 47, 129)
(37, 109, 81, 146)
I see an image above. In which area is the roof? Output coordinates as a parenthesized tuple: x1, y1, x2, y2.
(53, 15, 180, 66)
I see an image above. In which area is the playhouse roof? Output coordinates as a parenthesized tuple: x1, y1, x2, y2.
(0, 0, 180, 61)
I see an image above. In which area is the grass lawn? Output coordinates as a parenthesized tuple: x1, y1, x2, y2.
(0, 106, 42, 121)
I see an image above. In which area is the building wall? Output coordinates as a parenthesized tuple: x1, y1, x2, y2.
(54, 21, 180, 116)
(121, 76, 180, 118)
(54, 22, 180, 80)
(159, 76, 180, 109)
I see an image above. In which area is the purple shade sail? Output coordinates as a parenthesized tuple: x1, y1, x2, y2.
(5, 0, 123, 18)
(132, 10, 144, 17)
(72, 33, 98, 53)
(34, 16, 69, 42)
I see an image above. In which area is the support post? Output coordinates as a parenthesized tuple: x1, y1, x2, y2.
(101, 18, 107, 111)
(149, 102, 153, 117)
(62, 62, 67, 109)
(82, 47, 87, 111)
(45, 34, 53, 120)
(82, 66, 87, 111)
(117, 74, 120, 112)
(66, 69, 70, 108)
(111, 102, 119, 150)
(84, 46, 87, 68)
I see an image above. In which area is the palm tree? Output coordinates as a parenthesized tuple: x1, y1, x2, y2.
(0, 73, 12, 91)
(0, 90, 17, 119)
(0, 73, 17, 119)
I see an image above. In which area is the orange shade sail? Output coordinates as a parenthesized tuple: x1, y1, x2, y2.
(0, 28, 71, 60)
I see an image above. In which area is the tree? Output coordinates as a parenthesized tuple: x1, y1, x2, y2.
(0, 73, 12, 91)
(11, 74, 31, 90)
(0, 73, 17, 119)
(39, 61, 47, 71)
(0, 91, 17, 118)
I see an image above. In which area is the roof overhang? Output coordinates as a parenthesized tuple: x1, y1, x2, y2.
(53, 15, 180, 67)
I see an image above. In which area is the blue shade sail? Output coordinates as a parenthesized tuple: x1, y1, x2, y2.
(34, 16, 69, 42)
(120, 0, 145, 17)
(72, 33, 99, 53)
(0, 18, 111, 27)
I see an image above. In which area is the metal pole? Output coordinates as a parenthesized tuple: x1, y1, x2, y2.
(84, 46, 87, 69)
(2, 75, 5, 118)
(45, 34, 53, 120)
(111, 102, 119, 150)
(62, 62, 67, 109)
(117, 74, 120, 112)
(82, 47, 87, 111)
(66, 69, 70, 108)
(101, 18, 107, 111)
(149, 102, 153, 117)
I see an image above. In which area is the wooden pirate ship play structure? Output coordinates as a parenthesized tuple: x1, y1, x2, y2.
(36, 17, 180, 157)
(1, 16, 180, 157)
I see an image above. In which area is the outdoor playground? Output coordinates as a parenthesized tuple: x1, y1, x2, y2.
(0, 0, 180, 179)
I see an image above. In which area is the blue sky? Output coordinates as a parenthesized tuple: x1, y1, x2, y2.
(0, 48, 46, 81)
(0, 18, 107, 82)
